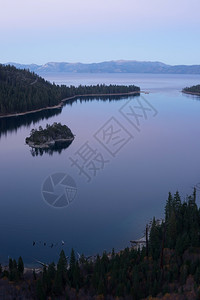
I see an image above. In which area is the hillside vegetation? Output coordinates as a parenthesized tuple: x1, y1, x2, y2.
(25, 122, 74, 147)
(1, 189, 200, 299)
(0, 64, 140, 115)
(0, 64, 62, 114)
(183, 84, 200, 95)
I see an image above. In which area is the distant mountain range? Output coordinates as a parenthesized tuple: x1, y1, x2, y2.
(4, 60, 200, 74)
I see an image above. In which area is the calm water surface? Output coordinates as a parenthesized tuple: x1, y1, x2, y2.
(1, 73, 200, 265)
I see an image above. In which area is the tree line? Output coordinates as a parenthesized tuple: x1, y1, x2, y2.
(26, 122, 74, 145)
(2, 190, 200, 299)
(183, 84, 200, 94)
(0, 64, 140, 115)
(35, 189, 200, 299)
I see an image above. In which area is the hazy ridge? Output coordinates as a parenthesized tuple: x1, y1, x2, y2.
(5, 60, 200, 74)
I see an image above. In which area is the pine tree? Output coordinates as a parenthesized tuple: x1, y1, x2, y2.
(167, 210, 177, 248)
(17, 256, 24, 278)
(70, 248, 76, 271)
(112, 248, 115, 258)
(149, 217, 161, 259)
(48, 262, 56, 281)
(36, 279, 46, 300)
(8, 258, 18, 281)
(53, 270, 63, 295)
(33, 269, 37, 280)
(13, 259, 17, 270)
(57, 250, 67, 288)
(193, 187, 197, 203)
(12, 259, 19, 281)
(97, 278, 106, 295)
(173, 191, 181, 212)
(165, 192, 173, 221)
(9, 258, 13, 273)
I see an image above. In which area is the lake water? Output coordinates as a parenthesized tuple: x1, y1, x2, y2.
(1, 73, 200, 266)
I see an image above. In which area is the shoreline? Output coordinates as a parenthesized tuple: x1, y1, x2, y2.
(182, 90, 200, 96)
(26, 137, 74, 149)
(0, 91, 141, 119)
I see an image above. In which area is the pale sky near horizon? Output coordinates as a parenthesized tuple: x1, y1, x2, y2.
(1, 0, 200, 65)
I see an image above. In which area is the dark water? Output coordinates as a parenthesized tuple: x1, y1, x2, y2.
(1, 73, 200, 266)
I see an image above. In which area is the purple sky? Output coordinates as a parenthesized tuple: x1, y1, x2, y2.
(1, 0, 200, 65)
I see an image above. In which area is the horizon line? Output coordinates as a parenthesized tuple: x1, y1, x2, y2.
(2, 60, 200, 67)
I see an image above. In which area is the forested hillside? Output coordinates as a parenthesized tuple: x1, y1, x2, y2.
(0, 64, 140, 116)
(1, 189, 200, 299)
(0, 64, 63, 114)
(33, 189, 200, 299)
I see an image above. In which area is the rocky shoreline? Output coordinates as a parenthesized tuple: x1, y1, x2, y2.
(25, 122, 75, 149)
(26, 137, 74, 149)
(182, 90, 200, 96)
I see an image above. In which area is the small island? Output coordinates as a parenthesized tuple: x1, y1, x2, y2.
(25, 122, 74, 149)
(182, 84, 200, 96)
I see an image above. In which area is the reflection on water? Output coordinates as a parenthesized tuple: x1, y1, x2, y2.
(183, 93, 200, 101)
(0, 95, 138, 137)
(1, 74, 200, 266)
(29, 140, 74, 157)
(0, 108, 62, 137)
(75, 94, 139, 102)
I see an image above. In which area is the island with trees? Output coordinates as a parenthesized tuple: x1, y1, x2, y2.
(182, 84, 200, 96)
(25, 122, 74, 149)
(0, 64, 140, 117)
(1, 189, 200, 299)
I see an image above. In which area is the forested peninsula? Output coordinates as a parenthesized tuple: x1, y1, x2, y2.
(182, 84, 200, 96)
(0, 64, 140, 117)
